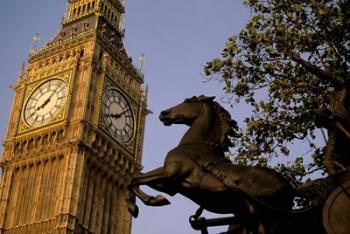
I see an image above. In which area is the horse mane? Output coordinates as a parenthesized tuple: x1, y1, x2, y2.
(185, 95, 240, 151)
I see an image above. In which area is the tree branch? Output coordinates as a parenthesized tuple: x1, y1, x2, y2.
(288, 52, 344, 87)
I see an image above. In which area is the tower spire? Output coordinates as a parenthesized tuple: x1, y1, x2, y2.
(0, 1, 146, 233)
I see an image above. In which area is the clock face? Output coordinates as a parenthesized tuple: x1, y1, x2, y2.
(102, 89, 134, 143)
(24, 79, 68, 127)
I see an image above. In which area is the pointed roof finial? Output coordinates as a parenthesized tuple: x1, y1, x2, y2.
(139, 53, 145, 74)
(32, 33, 40, 48)
(30, 33, 41, 54)
(18, 62, 25, 80)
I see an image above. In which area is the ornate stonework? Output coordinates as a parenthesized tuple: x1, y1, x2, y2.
(0, 0, 147, 233)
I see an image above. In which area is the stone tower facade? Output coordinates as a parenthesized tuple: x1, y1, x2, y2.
(0, 0, 147, 233)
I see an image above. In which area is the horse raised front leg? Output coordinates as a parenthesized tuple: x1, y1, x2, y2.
(133, 162, 182, 186)
(134, 186, 170, 206)
(132, 166, 167, 185)
(126, 186, 171, 218)
(128, 163, 182, 213)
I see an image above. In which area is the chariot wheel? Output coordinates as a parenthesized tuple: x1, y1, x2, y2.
(323, 180, 350, 234)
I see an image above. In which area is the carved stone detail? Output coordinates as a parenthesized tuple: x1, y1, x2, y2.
(0, 1, 146, 234)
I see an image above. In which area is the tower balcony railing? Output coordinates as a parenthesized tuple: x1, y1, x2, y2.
(61, 8, 97, 25)
(29, 29, 95, 58)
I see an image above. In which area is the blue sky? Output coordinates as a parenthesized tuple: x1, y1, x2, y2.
(0, 1, 251, 233)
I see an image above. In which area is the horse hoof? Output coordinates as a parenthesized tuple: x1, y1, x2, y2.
(128, 203, 139, 218)
(153, 195, 171, 206)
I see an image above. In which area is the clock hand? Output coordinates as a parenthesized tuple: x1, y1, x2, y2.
(107, 110, 129, 119)
(47, 90, 56, 100)
(35, 98, 51, 111)
(35, 91, 57, 111)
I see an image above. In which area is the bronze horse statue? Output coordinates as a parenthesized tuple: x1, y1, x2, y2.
(127, 96, 299, 233)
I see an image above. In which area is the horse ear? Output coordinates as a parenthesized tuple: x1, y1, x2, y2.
(198, 95, 215, 102)
(230, 119, 238, 130)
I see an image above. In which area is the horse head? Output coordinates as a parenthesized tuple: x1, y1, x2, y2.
(159, 95, 240, 151)
(159, 95, 215, 126)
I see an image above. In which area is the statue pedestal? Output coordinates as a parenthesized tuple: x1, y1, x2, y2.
(323, 179, 350, 234)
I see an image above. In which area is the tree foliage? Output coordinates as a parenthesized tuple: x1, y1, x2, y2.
(205, 0, 350, 181)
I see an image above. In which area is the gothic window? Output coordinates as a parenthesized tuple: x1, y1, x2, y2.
(28, 139, 35, 151)
(57, 130, 65, 142)
(14, 142, 20, 154)
(50, 132, 57, 144)
(71, 26, 78, 37)
(35, 136, 42, 148)
(80, 49, 85, 57)
(43, 134, 49, 144)
(82, 22, 89, 32)
(65, 52, 70, 60)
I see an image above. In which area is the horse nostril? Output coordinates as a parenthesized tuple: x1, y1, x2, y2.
(160, 110, 169, 117)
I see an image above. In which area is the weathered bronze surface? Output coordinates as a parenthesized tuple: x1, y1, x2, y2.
(315, 81, 350, 175)
(323, 180, 350, 234)
(128, 95, 350, 234)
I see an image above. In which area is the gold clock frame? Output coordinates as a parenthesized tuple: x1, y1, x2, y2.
(98, 76, 138, 148)
(18, 69, 74, 134)
(101, 87, 136, 144)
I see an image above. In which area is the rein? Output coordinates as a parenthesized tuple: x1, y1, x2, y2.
(186, 146, 322, 215)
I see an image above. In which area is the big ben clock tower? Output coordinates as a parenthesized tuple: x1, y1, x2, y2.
(0, 0, 147, 233)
